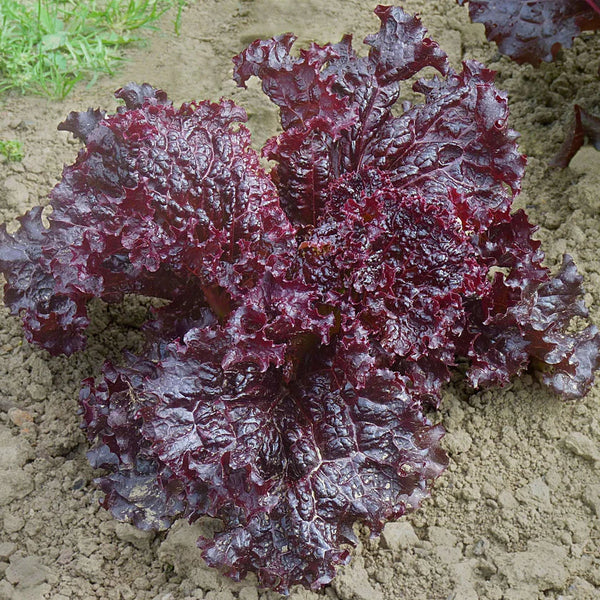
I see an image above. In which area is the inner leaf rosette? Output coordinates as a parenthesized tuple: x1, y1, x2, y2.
(296, 170, 489, 390)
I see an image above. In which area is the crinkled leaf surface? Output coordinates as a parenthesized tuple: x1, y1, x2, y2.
(0, 5, 599, 595)
(82, 326, 447, 592)
(457, 0, 600, 65)
(235, 6, 449, 227)
(296, 169, 488, 392)
(0, 84, 299, 355)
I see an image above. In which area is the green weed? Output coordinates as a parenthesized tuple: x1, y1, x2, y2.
(0, 139, 23, 161)
(0, 0, 185, 99)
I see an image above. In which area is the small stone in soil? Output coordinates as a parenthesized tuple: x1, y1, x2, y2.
(114, 522, 154, 550)
(563, 432, 600, 462)
(380, 521, 419, 551)
(5, 555, 49, 588)
(0, 543, 16, 562)
(7, 408, 34, 429)
(3, 514, 25, 534)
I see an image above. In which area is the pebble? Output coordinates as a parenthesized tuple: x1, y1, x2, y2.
(481, 483, 497, 499)
(461, 483, 481, 502)
(428, 526, 458, 547)
(472, 538, 489, 557)
(7, 408, 34, 430)
(3, 514, 25, 534)
(567, 519, 590, 544)
(0, 429, 33, 469)
(5, 555, 49, 588)
(0, 469, 34, 507)
(238, 587, 259, 600)
(563, 432, 600, 462)
(497, 489, 518, 510)
(21, 155, 44, 174)
(0, 543, 16, 561)
(516, 477, 551, 508)
(114, 522, 154, 550)
(495, 541, 568, 590)
(544, 467, 562, 490)
(444, 430, 472, 455)
(569, 146, 600, 177)
(380, 521, 419, 551)
(332, 557, 383, 600)
(582, 484, 600, 516)
(373, 566, 393, 584)
(2, 176, 28, 207)
(26, 383, 46, 402)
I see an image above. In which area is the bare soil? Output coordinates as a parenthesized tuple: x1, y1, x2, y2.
(0, 2, 599, 599)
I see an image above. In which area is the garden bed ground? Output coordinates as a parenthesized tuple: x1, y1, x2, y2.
(0, 1, 600, 599)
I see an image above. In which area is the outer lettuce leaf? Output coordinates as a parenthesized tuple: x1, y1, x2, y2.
(1, 84, 298, 354)
(551, 104, 600, 168)
(462, 213, 600, 397)
(82, 325, 446, 592)
(0, 207, 89, 354)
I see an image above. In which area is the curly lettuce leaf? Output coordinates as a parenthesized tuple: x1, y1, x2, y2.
(457, 0, 600, 66)
(82, 325, 447, 592)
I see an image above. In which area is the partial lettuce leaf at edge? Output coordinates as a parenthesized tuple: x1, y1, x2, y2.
(458, 0, 600, 66)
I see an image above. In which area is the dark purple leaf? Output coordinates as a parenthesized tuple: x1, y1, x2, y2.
(528, 255, 600, 398)
(369, 61, 526, 230)
(296, 170, 488, 390)
(0, 88, 296, 353)
(57, 108, 106, 143)
(114, 82, 170, 109)
(83, 328, 447, 592)
(551, 104, 600, 168)
(364, 5, 449, 84)
(0, 207, 89, 354)
(462, 214, 600, 396)
(458, 0, 600, 66)
(0, 5, 599, 594)
(234, 6, 449, 227)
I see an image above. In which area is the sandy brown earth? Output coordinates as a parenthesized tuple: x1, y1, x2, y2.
(0, 1, 600, 599)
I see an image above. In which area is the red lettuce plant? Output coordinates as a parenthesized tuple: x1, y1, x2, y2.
(456, 1, 600, 167)
(1, 5, 599, 593)
(551, 103, 600, 167)
(457, 0, 600, 66)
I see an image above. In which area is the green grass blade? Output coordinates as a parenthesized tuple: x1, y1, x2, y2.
(0, 0, 185, 99)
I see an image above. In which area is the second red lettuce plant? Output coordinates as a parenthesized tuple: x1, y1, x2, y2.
(0, 5, 599, 593)
(457, 0, 600, 66)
